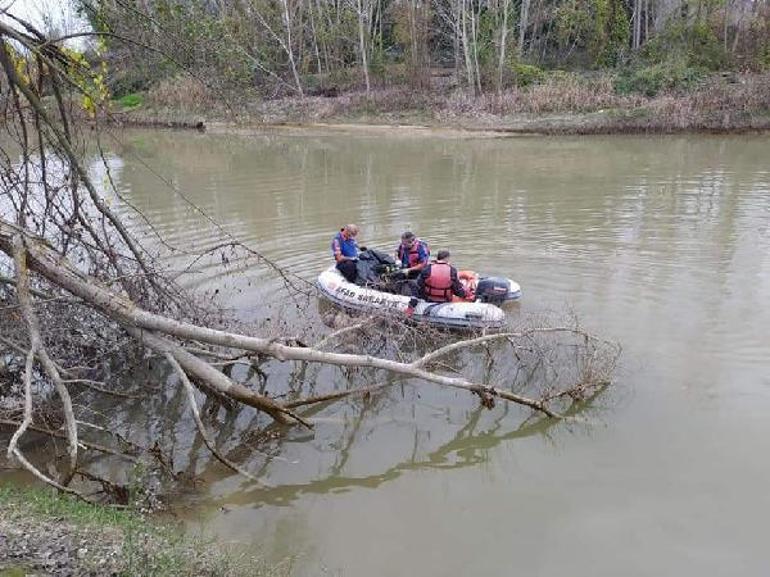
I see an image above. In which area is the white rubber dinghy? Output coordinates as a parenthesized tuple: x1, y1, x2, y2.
(317, 266, 509, 330)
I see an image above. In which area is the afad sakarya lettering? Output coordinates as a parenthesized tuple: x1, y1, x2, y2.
(335, 286, 401, 308)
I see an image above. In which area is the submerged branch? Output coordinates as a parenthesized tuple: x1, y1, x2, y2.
(165, 352, 270, 486)
(284, 382, 395, 409)
(0, 420, 140, 461)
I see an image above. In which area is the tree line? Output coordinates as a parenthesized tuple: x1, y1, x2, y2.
(78, 0, 770, 98)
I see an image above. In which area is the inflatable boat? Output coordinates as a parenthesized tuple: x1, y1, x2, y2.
(316, 261, 521, 330)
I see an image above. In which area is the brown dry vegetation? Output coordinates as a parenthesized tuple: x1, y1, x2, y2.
(123, 71, 770, 134)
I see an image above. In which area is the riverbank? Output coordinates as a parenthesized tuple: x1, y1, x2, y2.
(110, 71, 770, 136)
(0, 486, 283, 577)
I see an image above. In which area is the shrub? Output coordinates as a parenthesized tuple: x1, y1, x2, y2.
(511, 63, 546, 87)
(614, 61, 705, 96)
(524, 72, 631, 112)
(446, 71, 642, 115)
(107, 64, 156, 99)
(116, 92, 144, 108)
(146, 75, 213, 111)
(589, 0, 631, 67)
(641, 21, 726, 71)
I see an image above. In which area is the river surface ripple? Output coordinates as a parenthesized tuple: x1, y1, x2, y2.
(105, 130, 770, 577)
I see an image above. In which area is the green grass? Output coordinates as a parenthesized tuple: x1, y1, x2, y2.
(0, 484, 139, 527)
(0, 484, 286, 577)
(116, 92, 144, 109)
(0, 568, 29, 577)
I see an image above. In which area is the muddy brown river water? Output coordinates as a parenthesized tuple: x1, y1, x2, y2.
(24, 129, 770, 576)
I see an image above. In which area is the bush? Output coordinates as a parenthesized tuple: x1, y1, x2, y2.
(116, 92, 144, 108)
(614, 61, 705, 96)
(106, 61, 156, 98)
(452, 71, 642, 115)
(523, 71, 632, 112)
(641, 21, 726, 71)
(146, 75, 213, 111)
(511, 63, 546, 87)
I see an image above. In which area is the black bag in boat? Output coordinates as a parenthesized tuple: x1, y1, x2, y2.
(354, 249, 398, 287)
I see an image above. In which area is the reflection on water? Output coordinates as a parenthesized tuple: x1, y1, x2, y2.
(99, 130, 770, 576)
(192, 390, 599, 510)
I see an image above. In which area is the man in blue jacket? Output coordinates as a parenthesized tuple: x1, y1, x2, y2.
(331, 224, 360, 282)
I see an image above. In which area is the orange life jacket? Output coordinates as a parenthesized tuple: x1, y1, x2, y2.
(423, 261, 453, 302)
(397, 239, 429, 268)
(455, 270, 478, 302)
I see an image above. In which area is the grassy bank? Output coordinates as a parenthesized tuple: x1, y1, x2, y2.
(0, 485, 283, 577)
(110, 71, 770, 135)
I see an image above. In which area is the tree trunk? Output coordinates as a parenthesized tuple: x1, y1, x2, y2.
(460, 0, 473, 89)
(633, 0, 642, 50)
(518, 0, 531, 55)
(280, 0, 305, 96)
(308, 0, 323, 73)
(356, 0, 371, 94)
(469, 0, 482, 94)
(497, 0, 510, 92)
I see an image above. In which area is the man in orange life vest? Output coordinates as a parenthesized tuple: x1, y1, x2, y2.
(395, 231, 430, 279)
(415, 249, 467, 304)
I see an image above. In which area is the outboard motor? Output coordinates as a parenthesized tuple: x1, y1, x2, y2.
(475, 277, 515, 305)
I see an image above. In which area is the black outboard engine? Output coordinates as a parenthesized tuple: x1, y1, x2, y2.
(475, 277, 513, 305)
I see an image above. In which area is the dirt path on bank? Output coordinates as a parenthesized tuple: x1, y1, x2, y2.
(112, 109, 770, 138)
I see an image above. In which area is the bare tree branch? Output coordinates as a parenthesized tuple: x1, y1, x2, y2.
(12, 234, 79, 486)
(165, 352, 271, 486)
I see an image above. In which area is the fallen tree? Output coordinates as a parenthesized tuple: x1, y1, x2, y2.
(0, 17, 620, 501)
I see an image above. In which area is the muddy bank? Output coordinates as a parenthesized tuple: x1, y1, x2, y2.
(0, 487, 283, 577)
(113, 105, 770, 137)
(0, 507, 122, 577)
(108, 74, 770, 136)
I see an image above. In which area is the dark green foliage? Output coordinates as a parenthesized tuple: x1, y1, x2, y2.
(108, 67, 153, 99)
(80, 0, 252, 98)
(641, 21, 726, 71)
(614, 60, 705, 96)
(548, 0, 629, 68)
(554, 0, 593, 63)
(614, 18, 728, 97)
(511, 62, 545, 87)
(589, 0, 630, 67)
